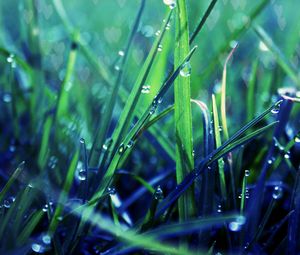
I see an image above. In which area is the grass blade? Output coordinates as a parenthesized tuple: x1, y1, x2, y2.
(254, 25, 300, 86)
(48, 149, 80, 235)
(0, 161, 25, 203)
(175, 0, 195, 221)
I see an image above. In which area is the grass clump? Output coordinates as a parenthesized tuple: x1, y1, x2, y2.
(0, 0, 300, 254)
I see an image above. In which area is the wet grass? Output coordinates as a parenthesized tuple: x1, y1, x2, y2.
(0, 0, 300, 254)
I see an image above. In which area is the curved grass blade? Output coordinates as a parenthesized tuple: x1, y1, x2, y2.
(212, 94, 226, 200)
(203, 0, 270, 79)
(221, 43, 238, 140)
(147, 214, 241, 238)
(155, 100, 281, 217)
(71, 203, 197, 255)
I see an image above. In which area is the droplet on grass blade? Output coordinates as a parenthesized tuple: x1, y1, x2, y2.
(42, 234, 51, 245)
(141, 85, 151, 94)
(163, 0, 176, 9)
(3, 93, 12, 103)
(78, 169, 87, 181)
(157, 44, 163, 52)
(272, 186, 283, 200)
(31, 243, 45, 253)
(179, 61, 191, 77)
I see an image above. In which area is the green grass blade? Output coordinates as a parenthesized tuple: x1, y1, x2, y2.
(17, 209, 45, 245)
(56, 36, 78, 120)
(88, 0, 146, 166)
(175, 0, 195, 221)
(212, 94, 226, 200)
(37, 116, 53, 170)
(48, 149, 80, 235)
(106, 11, 173, 164)
(189, 0, 218, 45)
(0, 161, 25, 203)
(254, 26, 300, 86)
(221, 44, 238, 140)
(147, 214, 241, 237)
(71, 203, 197, 255)
(247, 60, 259, 122)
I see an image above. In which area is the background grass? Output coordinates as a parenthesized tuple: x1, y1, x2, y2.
(0, 0, 300, 254)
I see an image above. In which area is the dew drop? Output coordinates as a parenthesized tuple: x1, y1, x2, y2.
(141, 85, 151, 94)
(294, 135, 300, 143)
(118, 144, 125, 154)
(7, 54, 14, 63)
(78, 169, 87, 181)
(245, 170, 250, 177)
(163, 0, 176, 9)
(79, 138, 85, 144)
(180, 62, 191, 77)
(108, 187, 116, 195)
(31, 243, 45, 253)
(157, 44, 163, 52)
(217, 204, 222, 213)
(3, 93, 12, 103)
(271, 102, 281, 114)
(102, 143, 108, 150)
(155, 30, 161, 37)
(272, 186, 283, 200)
(114, 65, 120, 71)
(42, 234, 51, 245)
(229, 216, 246, 232)
(284, 153, 290, 159)
(118, 50, 125, 57)
(154, 185, 164, 200)
(42, 204, 49, 212)
(267, 159, 273, 165)
(166, 22, 171, 30)
(127, 140, 134, 148)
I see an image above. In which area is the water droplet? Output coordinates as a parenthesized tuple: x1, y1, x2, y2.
(78, 169, 87, 181)
(272, 186, 283, 200)
(7, 54, 14, 63)
(271, 101, 281, 114)
(9, 145, 16, 152)
(166, 22, 171, 30)
(180, 61, 191, 77)
(157, 44, 163, 52)
(79, 138, 85, 144)
(31, 243, 45, 253)
(217, 204, 222, 213)
(118, 50, 125, 57)
(163, 0, 176, 9)
(42, 234, 51, 245)
(294, 135, 300, 143)
(42, 204, 49, 212)
(229, 216, 246, 232)
(108, 187, 116, 195)
(141, 85, 151, 94)
(48, 156, 58, 169)
(127, 140, 134, 148)
(118, 144, 125, 154)
(155, 30, 161, 37)
(114, 65, 120, 71)
(3, 93, 12, 103)
(218, 126, 223, 132)
(245, 170, 250, 177)
(267, 159, 273, 165)
(154, 185, 164, 200)
(284, 153, 290, 159)
(102, 143, 108, 150)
